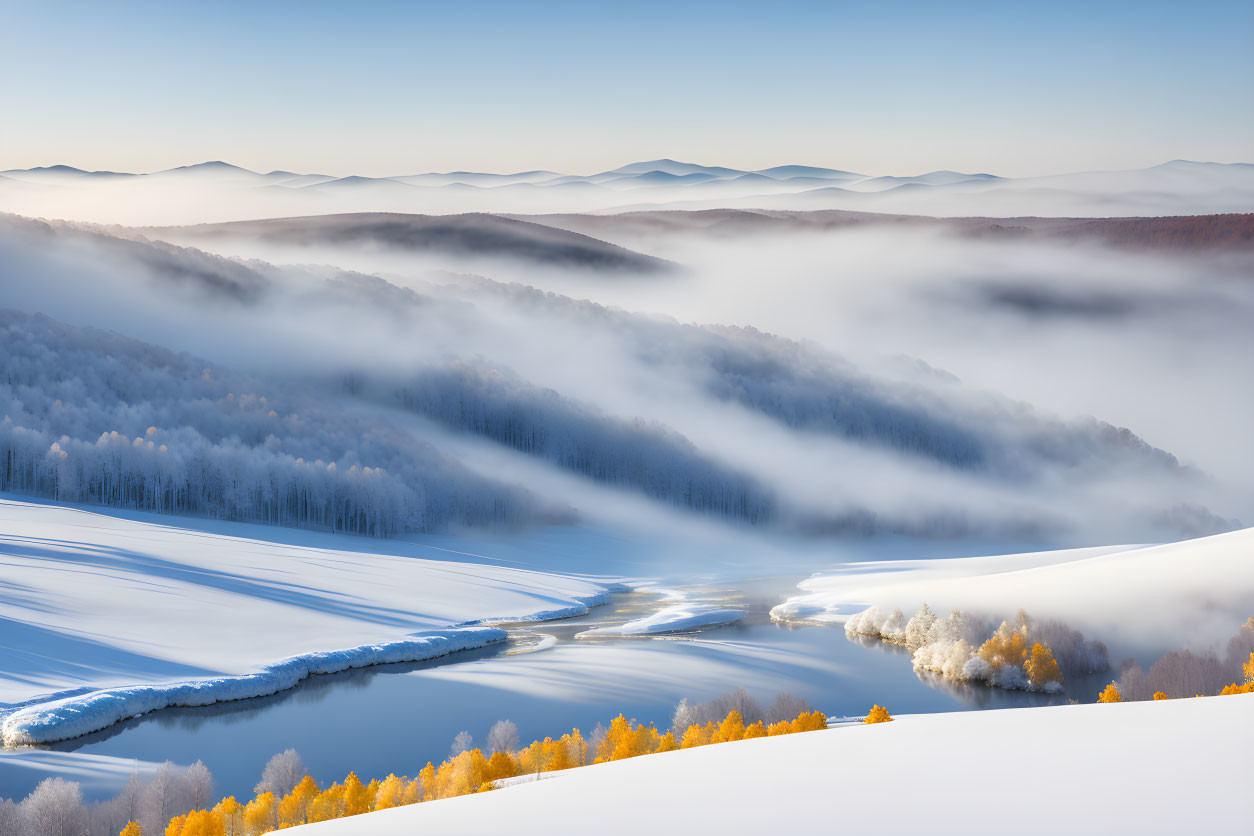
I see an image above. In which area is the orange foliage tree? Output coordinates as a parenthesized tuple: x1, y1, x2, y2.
(1097, 682, 1123, 703)
(864, 705, 893, 723)
(1024, 643, 1063, 687)
(127, 703, 830, 836)
(977, 618, 1029, 671)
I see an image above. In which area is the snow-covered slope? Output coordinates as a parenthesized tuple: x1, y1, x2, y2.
(772, 528, 1254, 656)
(0, 496, 612, 743)
(290, 693, 1253, 835)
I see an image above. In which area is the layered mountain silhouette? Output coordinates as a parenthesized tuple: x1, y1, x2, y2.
(1, 158, 1251, 223)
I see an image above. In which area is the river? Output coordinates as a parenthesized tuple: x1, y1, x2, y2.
(0, 575, 1083, 802)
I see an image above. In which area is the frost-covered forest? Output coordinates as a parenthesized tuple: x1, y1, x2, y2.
(0, 311, 540, 534)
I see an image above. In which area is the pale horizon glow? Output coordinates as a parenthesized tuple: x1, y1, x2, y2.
(2, 1, 1251, 179)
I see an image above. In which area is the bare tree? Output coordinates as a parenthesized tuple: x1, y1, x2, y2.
(140, 762, 191, 836)
(184, 761, 214, 811)
(114, 773, 143, 826)
(709, 687, 764, 725)
(486, 720, 520, 755)
(85, 797, 128, 836)
(670, 698, 696, 737)
(766, 692, 812, 724)
(587, 723, 607, 761)
(0, 799, 23, 836)
(450, 730, 473, 758)
(20, 777, 87, 836)
(254, 749, 307, 798)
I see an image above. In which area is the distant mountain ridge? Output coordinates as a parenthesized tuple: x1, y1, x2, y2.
(6, 157, 1250, 185)
(2, 158, 1251, 224)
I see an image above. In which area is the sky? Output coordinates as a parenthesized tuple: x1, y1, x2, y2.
(1, 0, 1251, 177)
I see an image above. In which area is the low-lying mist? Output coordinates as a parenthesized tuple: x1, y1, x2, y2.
(0, 210, 1247, 544)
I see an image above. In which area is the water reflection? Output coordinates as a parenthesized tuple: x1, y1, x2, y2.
(46, 642, 513, 749)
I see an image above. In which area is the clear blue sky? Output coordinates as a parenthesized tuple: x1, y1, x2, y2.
(2, 0, 1251, 176)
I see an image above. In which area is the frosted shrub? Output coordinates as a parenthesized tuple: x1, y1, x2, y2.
(844, 606, 884, 637)
(940, 640, 976, 680)
(991, 663, 1029, 690)
(913, 638, 976, 680)
(879, 609, 908, 644)
(963, 656, 994, 682)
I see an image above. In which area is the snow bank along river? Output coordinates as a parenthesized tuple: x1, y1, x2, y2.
(1, 578, 1079, 802)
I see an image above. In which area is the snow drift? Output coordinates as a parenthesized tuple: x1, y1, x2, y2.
(577, 603, 745, 637)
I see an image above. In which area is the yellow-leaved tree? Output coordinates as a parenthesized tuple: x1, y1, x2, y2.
(277, 775, 318, 827)
(680, 721, 714, 748)
(485, 751, 518, 783)
(417, 762, 437, 802)
(120, 824, 142, 836)
(712, 710, 745, 744)
(212, 796, 242, 836)
(243, 793, 276, 835)
(977, 619, 1029, 672)
(864, 705, 893, 723)
(1153, 691, 1169, 700)
(308, 782, 347, 823)
(373, 774, 405, 811)
(1097, 682, 1123, 703)
(343, 772, 372, 816)
(178, 809, 223, 836)
(1024, 643, 1063, 687)
(1218, 681, 1254, 695)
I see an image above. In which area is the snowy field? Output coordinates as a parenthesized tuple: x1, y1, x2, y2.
(0, 496, 621, 745)
(772, 528, 1254, 657)
(290, 693, 1253, 835)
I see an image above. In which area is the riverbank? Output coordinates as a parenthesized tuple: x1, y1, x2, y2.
(0, 495, 621, 746)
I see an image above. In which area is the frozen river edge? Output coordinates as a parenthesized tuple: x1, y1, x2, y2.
(2, 592, 611, 748)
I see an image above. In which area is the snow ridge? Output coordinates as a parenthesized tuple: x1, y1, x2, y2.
(577, 602, 744, 637)
(458, 587, 617, 625)
(1, 626, 507, 747)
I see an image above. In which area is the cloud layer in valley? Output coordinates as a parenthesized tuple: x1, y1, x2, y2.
(1, 209, 1247, 544)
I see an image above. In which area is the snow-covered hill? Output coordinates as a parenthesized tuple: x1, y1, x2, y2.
(288, 693, 1253, 835)
(0, 496, 614, 744)
(772, 527, 1254, 657)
